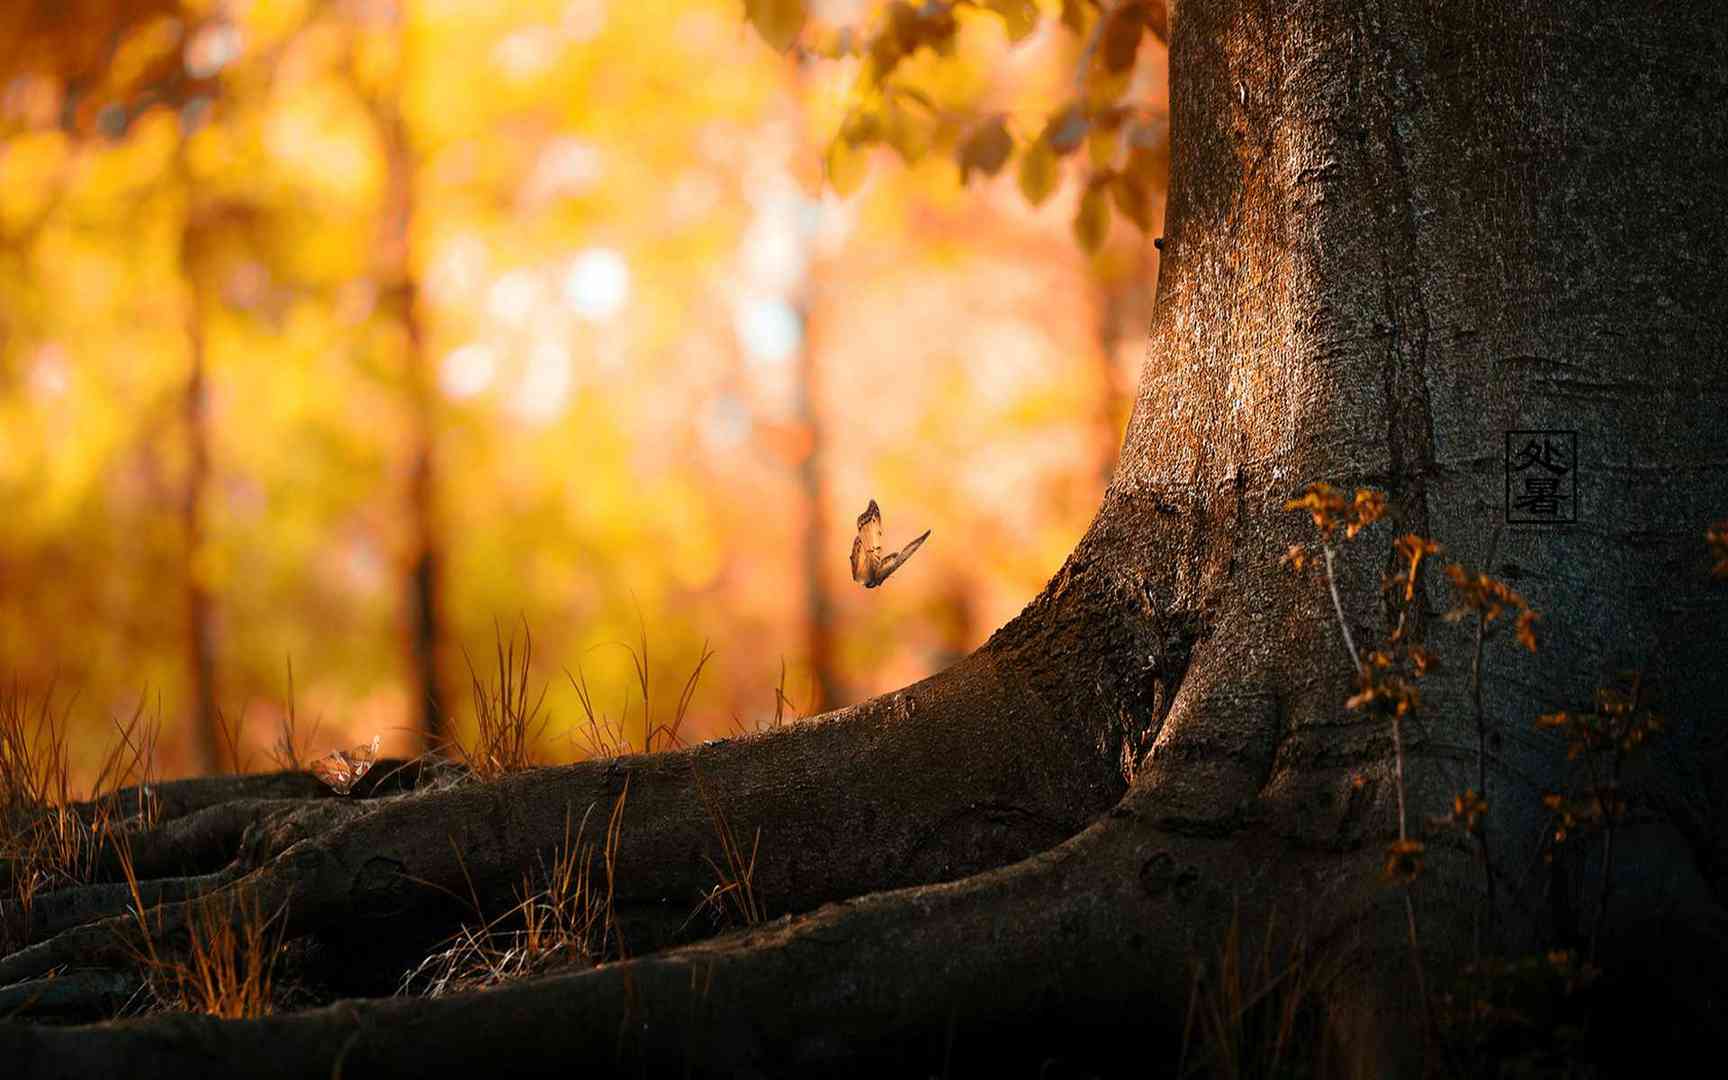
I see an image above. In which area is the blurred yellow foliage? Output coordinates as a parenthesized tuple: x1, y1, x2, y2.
(0, 0, 1167, 786)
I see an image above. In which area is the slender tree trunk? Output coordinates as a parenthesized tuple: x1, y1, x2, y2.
(370, 17, 447, 752)
(177, 159, 221, 777)
(5, 1, 1725, 1074)
(791, 293, 839, 711)
(405, 370, 444, 749)
(791, 58, 840, 712)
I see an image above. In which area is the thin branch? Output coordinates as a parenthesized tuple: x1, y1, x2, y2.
(1321, 544, 1363, 674)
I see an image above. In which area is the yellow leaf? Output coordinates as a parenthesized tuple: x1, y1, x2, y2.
(1111, 173, 1151, 231)
(1087, 125, 1118, 170)
(1074, 182, 1110, 252)
(1084, 64, 1132, 108)
(107, 15, 184, 95)
(0, 130, 70, 230)
(745, 0, 807, 53)
(825, 135, 869, 196)
(1017, 136, 1057, 206)
(984, 0, 1040, 43)
(840, 109, 883, 149)
(882, 101, 931, 163)
(868, 28, 903, 79)
(1044, 103, 1088, 156)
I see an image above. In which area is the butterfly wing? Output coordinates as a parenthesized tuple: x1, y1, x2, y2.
(310, 735, 380, 796)
(873, 528, 932, 586)
(347, 735, 381, 788)
(852, 500, 884, 585)
(309, 751, 355, 795)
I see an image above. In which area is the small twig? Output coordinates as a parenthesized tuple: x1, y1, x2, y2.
(1466, 528, 1504, 957)
(1321, 531, 1435, 1046)
(1321, 544, 1363, 674)
(1589, 672, 1639, 965)
(1465, 610, 1501, 959)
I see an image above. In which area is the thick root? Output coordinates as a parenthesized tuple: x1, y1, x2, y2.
(0, 805, 1283, 1078)
(1, 646, 1129, 990)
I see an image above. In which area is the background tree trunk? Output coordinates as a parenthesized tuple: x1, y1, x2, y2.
(368, 13, 449, 753)
(178, 151, 222, 777)
(790, 58, 840, 713)
(4, 1, 1725, 1074)
(791, 291, 839, 712)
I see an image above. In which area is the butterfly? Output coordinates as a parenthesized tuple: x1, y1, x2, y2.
(850, 499, 931, 588)
(308, 735, 381, 796)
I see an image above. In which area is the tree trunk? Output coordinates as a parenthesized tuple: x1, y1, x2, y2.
(4, 1, 1725, 1074)
(791, 58, 840, 712)
(371, 17, 449, 753)
(792, 293, 840, 711)
(178, 156, 222, 777)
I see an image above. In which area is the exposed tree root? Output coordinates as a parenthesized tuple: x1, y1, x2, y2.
(0, 970, 142, 1024)
(0, 624, 1147, 992)
(5, 871, 233, 944)
(40, 759, 458, 831)
(0, 801, 1329, 1078)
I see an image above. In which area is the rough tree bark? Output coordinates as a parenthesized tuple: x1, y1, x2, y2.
(4, 0, 1726, 1075)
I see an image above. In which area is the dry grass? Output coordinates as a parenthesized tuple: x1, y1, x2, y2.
(0, 681, 77, 812)
(1, 684, 160, 953)
(1180, 905, 1346, 1080)
(455, 619, 551, 780)
(264, 658, 322, 772)
(176, 889, 285, 1018)
(566, 660, 629, 759)
(113, 832, 285, 1018)
(398, 782, 629, 997)
(567, 631, 715, 760)
(728, 658, 804, 737)
(687, 764, 763, 930)
(653, 637, 714, 754)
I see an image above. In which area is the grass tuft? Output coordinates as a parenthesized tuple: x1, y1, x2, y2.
(114, 832, 285, 1018)
(566, 633, 715, 759)
(455, 618, 550, 780)
(1179, 904, 1347, 1080)
(398, 782, 630, 997)
(1, 685, 160, 953)
(688, 763, 763, 930)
